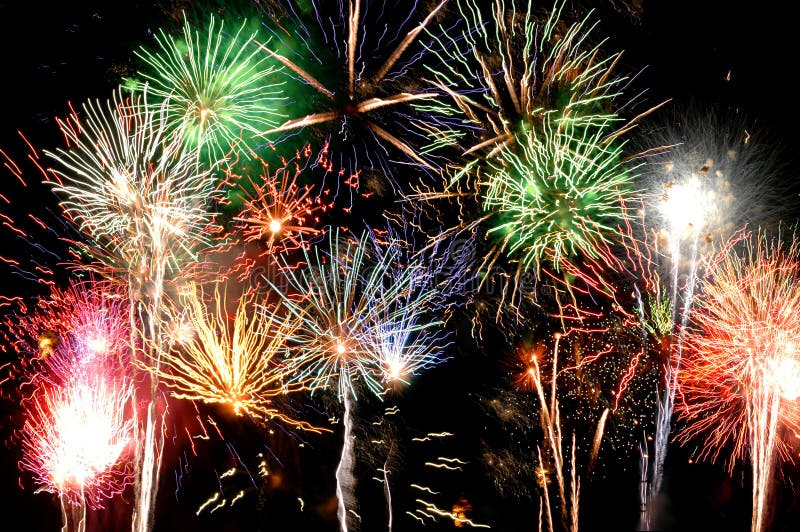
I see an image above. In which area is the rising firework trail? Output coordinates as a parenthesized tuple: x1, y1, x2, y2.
(643, 173, 710, 528)
(517, 333, 579, 532)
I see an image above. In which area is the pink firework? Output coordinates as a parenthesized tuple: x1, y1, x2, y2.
(2, 277, 130, 387)
(17, 375, 135, 510)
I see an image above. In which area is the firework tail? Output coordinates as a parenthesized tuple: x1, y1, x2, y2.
(336, 388, 356, 532)
(648, 229, 701, 525)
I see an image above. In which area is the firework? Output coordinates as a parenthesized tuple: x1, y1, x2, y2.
(226, 151, 332, 278)
(642, 106, 788, 256)
(44, 88, 222, 532)
(255, 0, 457, 190)
(130, 14, 285, 163)
(423, 0, 631, 159)
(5, 275, 135, 528)
(2, 277, 130, 383)
(45, 88, 221, 286)
(365, 237, 454, 389)
(261, 227, 449, 530)
(508, 322, 649, 531)
(17, 375, 135, 517)
(414, 0, 645, 320)
(147, 281, 322, 432)
(479, 116, 634, 302)
(518, 333, 582, 532)
(263, 228, 446, 400)
(677, 230, 800, 532)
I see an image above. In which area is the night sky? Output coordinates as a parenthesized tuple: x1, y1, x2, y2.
(2, 1, 800, 531)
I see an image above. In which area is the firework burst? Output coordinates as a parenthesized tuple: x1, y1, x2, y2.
(255, 0, 458, 190)
(2, 277, 130, 369)
(225, 149, 333, 279)
(423, 0, 632, 158)
(479, 116, 634, 301)
(130, 14, 285, 163)
(412, 0, 647, 320)
(17, 375, 135, 514)
(45, 88, 222, 289)
(263, 228, 446, 399)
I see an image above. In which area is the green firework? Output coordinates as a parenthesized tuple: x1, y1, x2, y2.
(130, 14, 285, 165)
(482, 115, 632, 276)
(645, 284, 673, 339)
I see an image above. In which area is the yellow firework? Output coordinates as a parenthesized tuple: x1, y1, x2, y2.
(147, 282, 324, 432)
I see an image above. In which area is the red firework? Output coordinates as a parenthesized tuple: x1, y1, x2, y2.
(677, 231, 800, 532)
(678, 231, 800, 467)
(17, 375, 135, 510)
(224, 146, 333, 279)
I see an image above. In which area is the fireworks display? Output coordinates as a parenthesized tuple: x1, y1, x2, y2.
(1, 1, 799, 531)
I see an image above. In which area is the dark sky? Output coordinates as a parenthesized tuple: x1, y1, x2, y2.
(1, 1, 799, 531)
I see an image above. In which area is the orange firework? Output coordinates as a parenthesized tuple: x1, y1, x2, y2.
(232, 160, 326, 246)
(224, 148, 333, 280)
